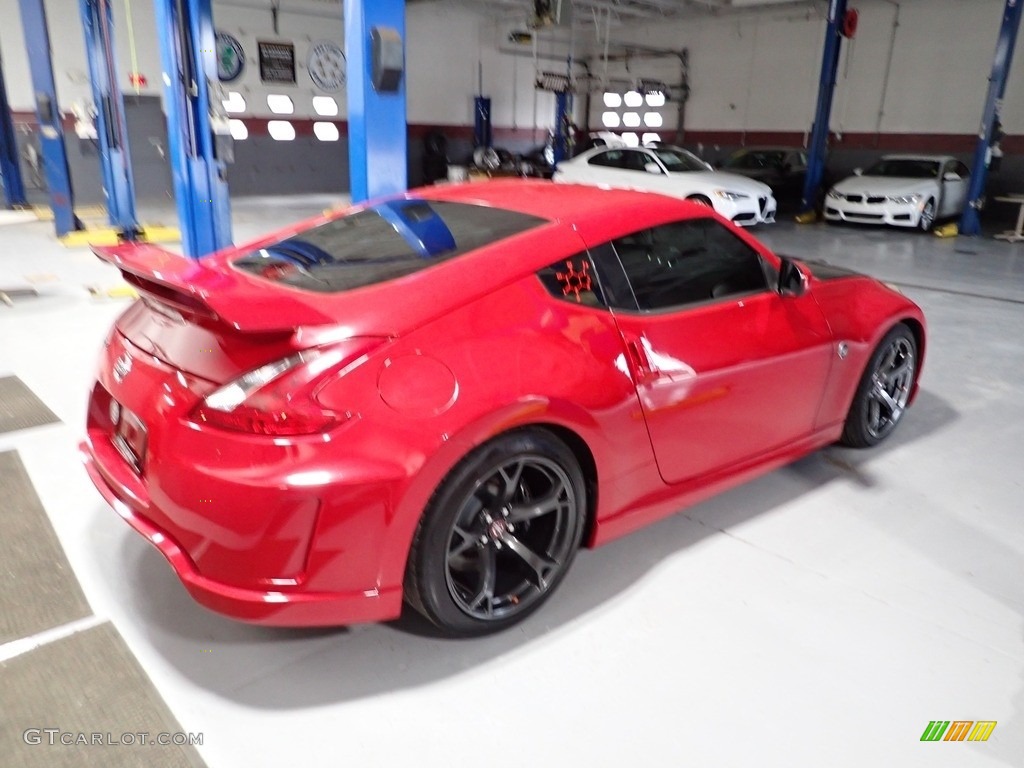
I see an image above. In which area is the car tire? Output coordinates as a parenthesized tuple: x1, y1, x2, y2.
(687, 194, 713, 208)
(404, 428, 586, 636)
(839, 324, 918, 448)
(917, 198, 936, 232)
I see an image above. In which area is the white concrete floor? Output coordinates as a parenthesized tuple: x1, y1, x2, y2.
(1, 202, 1022, 767)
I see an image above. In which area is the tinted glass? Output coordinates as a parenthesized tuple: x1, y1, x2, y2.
(726, 150, 786, 170)
(589, 150, 625, 168)
(609, 218, 768, 311)
(622, 150, 656, 172)
(651, 147, 710, 172)
(864, 158, 941, 179)
(234, 201, 547, 293)
(537, 253, 607, 308)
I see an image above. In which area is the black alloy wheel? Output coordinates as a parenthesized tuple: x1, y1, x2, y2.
(840, 323, 918, 448)
(405, 429, 586, 636)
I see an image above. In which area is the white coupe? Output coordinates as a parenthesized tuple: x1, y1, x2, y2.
(553, 145, 777, 226)
(824, 154, 970, 231)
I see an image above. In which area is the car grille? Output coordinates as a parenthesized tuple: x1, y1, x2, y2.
(758, 196, 768, 215)
(845, 194, 863, 203)
(867, 196, 886, 204)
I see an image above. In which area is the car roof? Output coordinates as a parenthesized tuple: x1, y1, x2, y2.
(414, 178, 662, 222)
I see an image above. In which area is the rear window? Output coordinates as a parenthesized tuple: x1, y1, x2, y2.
(233, 200, 547, 293)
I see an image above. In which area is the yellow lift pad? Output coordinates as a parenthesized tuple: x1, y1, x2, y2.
(59, 225, 181, 248)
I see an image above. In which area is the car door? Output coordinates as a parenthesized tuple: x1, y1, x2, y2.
(939, 160, 969, 217)
(584, 148, 659, 192)
(590, 217, 834, 484)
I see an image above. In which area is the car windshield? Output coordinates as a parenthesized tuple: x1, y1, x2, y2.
(725, 151, 786, 170)
(234, 200, 547, 293)
(651, 147, 710, 173)
(864, 159, 941, 179)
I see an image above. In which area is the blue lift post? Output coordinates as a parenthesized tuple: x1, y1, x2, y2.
(345, 0, 407, 203)
(960, 0, 1024, 236)
(0, 44, 28, 208)
(800, 0, 848, 215)
(18, 0, 81, 235)
(153, 0, 232, 257)
(80, 0, 140, 236)
(553, 91, 573, 165)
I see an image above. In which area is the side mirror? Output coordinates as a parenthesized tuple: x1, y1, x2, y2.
(644, 162, 663, 174)
(778, 257, 806, 297)
(853, 167, 863, 176)
(943, 171, 961, 181)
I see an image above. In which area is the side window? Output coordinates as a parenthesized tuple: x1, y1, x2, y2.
(609, 218, 768, 311)
(589, 150, 624, 169)
(536, 252, 606, 308)
(955, 161, 970, 177)
(624, 150, 654, 172)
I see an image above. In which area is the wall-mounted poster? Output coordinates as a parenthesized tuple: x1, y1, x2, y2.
(308, 41, 346, 92)
(258, 41, 296, 84)
(216, 32, 245, 82)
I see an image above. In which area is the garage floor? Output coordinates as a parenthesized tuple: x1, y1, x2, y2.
(1, 200, 1021, 767)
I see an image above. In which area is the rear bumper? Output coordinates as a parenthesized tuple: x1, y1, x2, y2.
(80, 437, 403, 626)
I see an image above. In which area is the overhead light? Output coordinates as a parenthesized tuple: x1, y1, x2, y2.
(603, 92, 622, 108)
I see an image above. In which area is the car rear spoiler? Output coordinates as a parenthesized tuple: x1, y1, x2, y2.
(92, 242, 336, 332)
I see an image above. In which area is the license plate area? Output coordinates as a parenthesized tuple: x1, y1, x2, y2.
(111, 401, 147, 473)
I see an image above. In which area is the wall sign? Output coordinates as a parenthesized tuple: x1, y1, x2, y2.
(258, 41, 296, 84)
(216, 32, 245, 82)
(307, 41, 346, 92)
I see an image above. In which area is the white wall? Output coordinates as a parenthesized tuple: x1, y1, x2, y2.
(0, 0, 1021, 137)
(598, 0, 1024, 137)
(0, 0, 559, 131)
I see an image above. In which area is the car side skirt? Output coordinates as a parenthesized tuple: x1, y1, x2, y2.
(591, 422, 844, 547)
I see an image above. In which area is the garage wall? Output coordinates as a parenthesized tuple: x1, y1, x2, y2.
(3, 0, 1024, 199)
(0, 0, 561, 199)
(595, 0, 1024, 140)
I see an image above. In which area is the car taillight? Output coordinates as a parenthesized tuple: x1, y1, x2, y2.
(189, 340, 380, 436)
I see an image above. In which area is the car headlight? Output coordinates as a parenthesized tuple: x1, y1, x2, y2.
(827, 189, 842, 199)
(887, 194, 922, 205)
(714, 189, 749, 201)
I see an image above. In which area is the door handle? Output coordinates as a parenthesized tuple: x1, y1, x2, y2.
(626, 339, 660, 385)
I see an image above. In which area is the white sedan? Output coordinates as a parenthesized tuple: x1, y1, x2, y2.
(824, 154, 970, 231)
(553, 145, 777, 226)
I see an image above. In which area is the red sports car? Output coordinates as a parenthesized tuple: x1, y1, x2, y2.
(81, 180, 925, 636)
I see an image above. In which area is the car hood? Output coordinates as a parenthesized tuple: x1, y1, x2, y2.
(672, 170, 773, 196)
(832, 176, 937, 196)
(797, 257, 862, 281)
